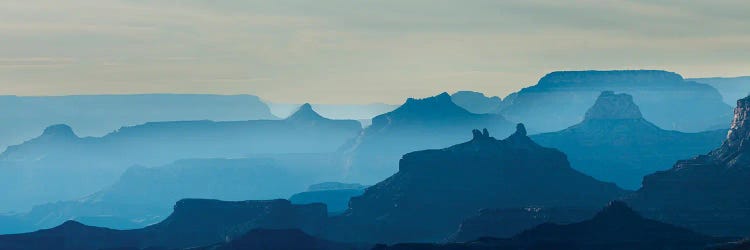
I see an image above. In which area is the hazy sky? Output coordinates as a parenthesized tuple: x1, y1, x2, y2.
(1, 0, 748, 104)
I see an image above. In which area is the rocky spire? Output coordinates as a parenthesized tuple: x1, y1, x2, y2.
(471, 128, 492, 140)
(584, 91, 643, 121)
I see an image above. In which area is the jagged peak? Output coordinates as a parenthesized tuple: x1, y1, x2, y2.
(40, 124, 78, 139)
(285, 103, 326, 121)
(584, 91, 643, 120)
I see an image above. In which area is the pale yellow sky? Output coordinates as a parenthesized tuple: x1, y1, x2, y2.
(0, 0, 748, 104)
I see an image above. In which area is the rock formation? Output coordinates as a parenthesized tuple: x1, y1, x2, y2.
(341, 92, 514, 183)
(329, 125, 625, 243)
(532, 91, 726, 189)
(496, 70, 731, 133)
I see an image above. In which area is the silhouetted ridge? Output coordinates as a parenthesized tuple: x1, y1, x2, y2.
(380, 201, 719, 250)
(585, 91, 643, 120)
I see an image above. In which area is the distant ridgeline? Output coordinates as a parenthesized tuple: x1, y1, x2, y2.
(690, 76, 750, 107)
(497, 70, 732, 133)
(0, 94, 277, 151)
(532, 91, 726, 189)
(0, 104, 361, 212)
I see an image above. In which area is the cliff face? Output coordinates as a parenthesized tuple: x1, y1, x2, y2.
(330, 125, 625, 243)
(497, 70, 732, 133)
(341, 93, 514, 183)
(627, 95, 750, 236)
(532, 91, 726, 189)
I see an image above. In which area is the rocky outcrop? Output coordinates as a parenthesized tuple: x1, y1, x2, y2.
(450, 91, 503, 114)
(341, 93, 514, 183)
(496, 70, 732, 133)
(532, 91, 726, 189)
(627, 95, 750, 236)
(329, 125, 625, 243)
(377, 202, 722, 250)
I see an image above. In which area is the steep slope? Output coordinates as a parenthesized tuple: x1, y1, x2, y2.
(341, 93, 514, 183)
(0, 199, 328, 250)
(497, 70, 731, 133)
(691, 76, 750, 107)
(0, 105, 361, 212)
(329, 125, 625, 243)
(450, 91, 503, 114)
(532, 91, 726, 189)
(378, 202, 721, 250)
(0, 94, 277, 151)
(627, 95, 750, 237)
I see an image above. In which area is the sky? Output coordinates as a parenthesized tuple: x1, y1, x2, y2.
(0, 0, 748, 104)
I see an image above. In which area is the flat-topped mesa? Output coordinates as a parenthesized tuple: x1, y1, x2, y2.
(584, 91, 643, 121)
(538, 70, 685, 87)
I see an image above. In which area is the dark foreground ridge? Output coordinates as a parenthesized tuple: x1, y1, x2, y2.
(375, 201, 726, 250)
